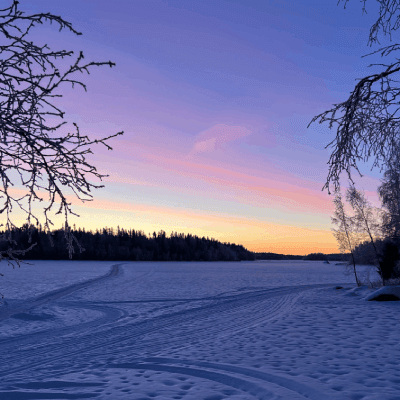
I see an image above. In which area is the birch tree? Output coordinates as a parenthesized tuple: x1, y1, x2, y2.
(346, 185, 385, 284)
(331, 190, 361, 286)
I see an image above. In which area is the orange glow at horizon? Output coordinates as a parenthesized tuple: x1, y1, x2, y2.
(5, 177, 340, 256)
(4, 184, 340, 256)
(56, 197, 340, 256)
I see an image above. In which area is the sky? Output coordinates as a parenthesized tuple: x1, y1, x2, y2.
(13, 0, 392, 255)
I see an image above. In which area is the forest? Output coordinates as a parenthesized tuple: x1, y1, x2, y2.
(0, 225, 255, 262)
(254, 252, 349, 261)
(0, 225, 355, 263)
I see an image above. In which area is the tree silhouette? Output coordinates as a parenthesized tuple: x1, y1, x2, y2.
(346, 185, 385, 284)
(0, 1, 123, 264)
(309, 0, 400, 193)
(331, 189, 361, 286)
(0, 226, 255, 262)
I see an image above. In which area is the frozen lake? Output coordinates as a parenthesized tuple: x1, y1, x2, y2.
(0, 260, 398, 399)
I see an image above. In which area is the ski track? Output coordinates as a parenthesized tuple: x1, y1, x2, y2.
(108, 358, 338, 400)
(0, 263, 122, 323)
(0, 263, 349, 399)
(0, 286, 325, 376)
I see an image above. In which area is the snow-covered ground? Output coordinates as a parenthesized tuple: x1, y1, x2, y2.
(0, 260, 399, 400)
(0, 260, 113, 299)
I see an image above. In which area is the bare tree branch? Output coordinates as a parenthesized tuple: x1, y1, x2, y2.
(310, 1, 400, 193)
(339, 0, 400, 45)
(0, 1, 123, 262)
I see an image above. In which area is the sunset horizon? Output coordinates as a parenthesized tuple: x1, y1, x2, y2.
(8, 0, 388, 256)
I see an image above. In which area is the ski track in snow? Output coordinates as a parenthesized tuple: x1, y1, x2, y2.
(0, 261, 399, 400)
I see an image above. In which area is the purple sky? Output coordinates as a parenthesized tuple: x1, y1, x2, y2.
(17, 0, 389, 254)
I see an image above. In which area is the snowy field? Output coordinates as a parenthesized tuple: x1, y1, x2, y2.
(0, 260, 399, 400)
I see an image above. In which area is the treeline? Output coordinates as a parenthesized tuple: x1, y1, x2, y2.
(303, 253, 349, 261)
(254, 252, 349, 261)
(254, 252, 303, 260)
(0, 225, 355, 264)
(352, 238, 400, 266)
(0, 225, 255, 262)
(346, 237, 400, 284)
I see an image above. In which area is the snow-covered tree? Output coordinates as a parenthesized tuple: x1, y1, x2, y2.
(310, 0, 400, 193)
(331, 189, 361, 286)
(346, 185, 385, 284)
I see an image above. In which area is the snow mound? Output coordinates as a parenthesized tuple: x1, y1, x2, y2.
(365, 286, 400, 301)
(343, 285, 370, 297)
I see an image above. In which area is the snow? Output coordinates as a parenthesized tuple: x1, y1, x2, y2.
(0, 260, 113, 299)
(364, 285, 400, 301)
(0, 260, 399, 399)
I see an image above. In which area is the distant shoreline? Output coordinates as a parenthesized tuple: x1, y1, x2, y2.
(254, 252, 349, 262)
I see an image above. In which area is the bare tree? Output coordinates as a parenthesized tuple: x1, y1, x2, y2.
(0, 1, 123, 266)
(331, 189, 361, 286)
(309, 0, 400, 193)
(346, 185, 385, 284)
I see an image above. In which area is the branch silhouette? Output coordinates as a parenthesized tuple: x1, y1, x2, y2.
(0, 1, 123, 266)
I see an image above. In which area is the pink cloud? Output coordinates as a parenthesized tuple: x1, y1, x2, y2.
(191, 124, 253, 154)
(142, 151, 333, 214)
(193, 137, 217, 153)
(96, 135, 334, 215)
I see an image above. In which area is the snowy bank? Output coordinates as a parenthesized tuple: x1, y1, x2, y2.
(365, 285, 400, 301)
